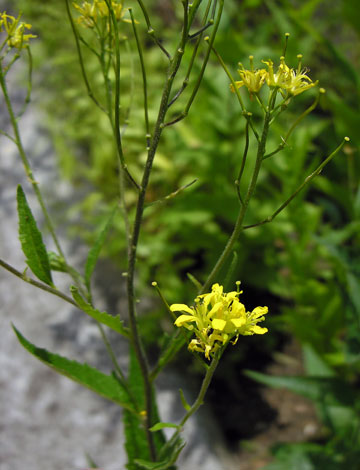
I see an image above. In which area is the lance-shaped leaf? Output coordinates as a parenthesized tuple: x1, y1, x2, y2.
(84, 205, 117, 292)
(71, 286, 129, 337)
(245, 370, 357, 407)
(13, 325, 134, 412)
(124, 347, 166, 470)
(17, 185, 53, 286)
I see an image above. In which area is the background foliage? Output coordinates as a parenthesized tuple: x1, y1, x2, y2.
(11, 0, 360, 467)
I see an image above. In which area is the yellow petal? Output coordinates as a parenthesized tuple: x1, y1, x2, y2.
(170, 303, 194, 314)
(230, 317, 246, 328)
(212, 318, 226, 331)
(252, 325, 268, 334)
(174, 314, 196, 327)
(208, 301, 223, 317)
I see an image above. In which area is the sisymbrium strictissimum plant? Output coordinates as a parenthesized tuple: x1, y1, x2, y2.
(0, 2, 350, 468)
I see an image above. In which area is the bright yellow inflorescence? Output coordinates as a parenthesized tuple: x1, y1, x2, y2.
(73, 1, 129, 28)
(170, 283, 268, 360)
(231, 54, 318, 97)
(0, 12, 36, 50)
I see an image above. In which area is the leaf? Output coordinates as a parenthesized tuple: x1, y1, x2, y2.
(179, 388, 191, 411)
(48, 251, 68, 273)
(149, 422, 179, 432)
(186, 272, 202, 290)
(13, 325, 135, 412)
(244, 370, 357, 408)
(303, 344, 335, 378)
(135, 438, 185, 470)
(124, 347, 166, 470)
(17, 185, 53, 286)
(84, 205, 117, 292)
(124, 347, 152, 469)
(71, 286, 129, 337)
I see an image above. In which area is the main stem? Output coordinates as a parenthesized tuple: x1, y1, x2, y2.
(201, 110, 272, 294)
(126, 22, 192, 462)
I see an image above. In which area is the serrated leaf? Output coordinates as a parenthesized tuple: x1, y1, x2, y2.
(85, 205, 117, 292)
(124, 347, 166, 470)
(17, 185, 53, 286)
(71, 286, 129, 337)
(125, 347, 152, 469)
(13, 325, 134, 412)
(149, 422, 179, 432)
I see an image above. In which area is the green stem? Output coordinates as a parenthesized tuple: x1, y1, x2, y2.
(164, 0, 224, 127)
(200, 110, 272, 293)
(161, 352, 220, 456)
(0, 64, 64, 262)
(129, 8, 150, 149)
(105, 0, 140, 191)
(125, 2, 214, 460)
(65, 0, 105, 112)
(263, 90, 322, 160)
(244, 137, 349, 229)
(136, 0, 171, 60)
(0, 258, 78, 307)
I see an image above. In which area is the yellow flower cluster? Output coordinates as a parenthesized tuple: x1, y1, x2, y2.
(73, 1, 129, 28)
(0, 12, 36, 50)
(170, 283, 268, 360)
(231, 55, 318, 97)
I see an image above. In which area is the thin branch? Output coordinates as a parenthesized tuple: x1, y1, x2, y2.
(167, 0, 212, 109)
(164, 0, 225, 127)
(17, 46, 33, 119)
(145, 179, 197, 207)
(0, 258, 78, 307)
(65, 0, 105, 112)
(129, 8, 150, 149)
(244, 137, 349, 229)
(263, 89, 323, 160)
(235, 118, 250, 205)
(136, 0, 171, 60)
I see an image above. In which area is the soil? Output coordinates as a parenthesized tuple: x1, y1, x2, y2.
(232, 338, 320, 469)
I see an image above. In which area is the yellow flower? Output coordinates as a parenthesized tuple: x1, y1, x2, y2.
(230, 56, 267, 95)
(284, 68, 318, 96)
(73, 1, 129, 28)
(1, 12, 36, 50)
(262, 55, 318, 96)
(171, 283, 268, 360)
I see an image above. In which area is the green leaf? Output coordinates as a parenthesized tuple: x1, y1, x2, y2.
(84, 205, 117, 292)
(244, 370, 357, 408)
(179, 388, 191, 411)
(303, 344, 335, 377)
(71, 286, 129, 337)
(16, 185, 53, 286)
(124, 347, 152, 469)
(186, 272, 202, 290)
(13, 325, 134, 412)
(149, 422, 179, 432)
(135, 438, 185, 470)
(47, 251, 68, 272)
(124, 347, 167, 470)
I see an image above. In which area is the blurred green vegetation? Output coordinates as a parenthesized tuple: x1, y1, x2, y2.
(12, 0, 360, 466)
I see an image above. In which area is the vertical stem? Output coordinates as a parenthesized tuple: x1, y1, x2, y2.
(126, 1, 216, 460)
(200, 109, 272, 293)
